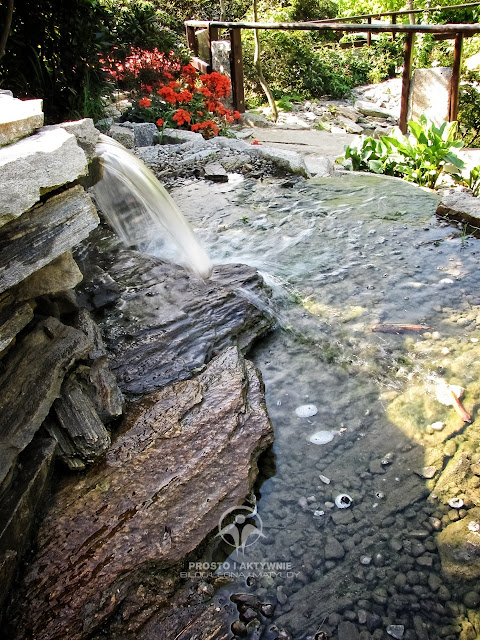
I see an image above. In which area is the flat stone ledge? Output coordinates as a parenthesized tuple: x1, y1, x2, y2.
(0, 95, 44, 147)
(0, 127, 89, 226)
(436, 191, 480, 226)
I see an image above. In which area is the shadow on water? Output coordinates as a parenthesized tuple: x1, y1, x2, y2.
(171, 173, 480, 639)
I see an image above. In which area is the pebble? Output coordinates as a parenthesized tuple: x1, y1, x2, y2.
(319, 474, 331, 484)
(358, 609, 368, 625)
(463, 591, 480, 609)
(325, 536, 345, 560)
(369, 460, 385, 474)
(386, 625, 405, 639)
(372, 587, 388, 605)
(448, 497, 464, 509)
(360, 555, 372, 565)
(231, 620, 248, 636)
(431, 421, 445, 431)
(338, 621, 360, 640)
(260, 603, 275, 617)
(276, 586, 288, 605)
(420, 466, 437, 479)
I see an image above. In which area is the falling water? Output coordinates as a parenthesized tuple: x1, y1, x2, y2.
(93, 134, 212, 278)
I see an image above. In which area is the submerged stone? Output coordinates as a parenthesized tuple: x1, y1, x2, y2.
(309, 431, 335, 445)
(296, 404, 318, 418)
(6, 347, 273, 640)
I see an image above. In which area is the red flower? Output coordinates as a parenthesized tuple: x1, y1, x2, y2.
(251, 140, 262, 145)
(158, 86, 177, 104)
(191, 120, 220, 139)
(199, 72, 231, 99)
(173, 108, 191, 126)
(177, 90, 193, 104)
(138, 97, 151, 107)
(233, 110, 241, 120)
(156, 118, 164, 127)
(145, 85, 153, 93)
(197, 110, 203, 116)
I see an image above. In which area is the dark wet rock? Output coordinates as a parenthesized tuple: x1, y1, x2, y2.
(74, 361, 124, 423)
(338, 620, 360, 640)
(0, 291, 33, 355)
(13, 251, 83, 301)
(413, 615, 430, 640)
(231, 593, 262, 610)
(0, 437, 56, 609)
(437, 507, 480, 580)
(232, 620, 249, 636)
(463, 591, 480, 609)
(0, 317, 93, 490)
(77, 245, 274, 396)
(332, 510, 354, 525)
(6, 347, 273, 640)
(367, 613, 383, 633)
(0, 185, 99, 294)
(53, 369, 111, 464)
(369, 459, 385, 474)
(261, 603, 275, 617)
(325, 536, 345, 560)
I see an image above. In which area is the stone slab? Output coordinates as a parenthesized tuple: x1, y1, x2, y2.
(408, 67, 452, 127)
(0, 317, 93, 489)
(0, 292, 33, 354)
(119, 122, 158, 147)
(436, 191, 480, 226)
(44, 118, 99, 159)
(108, 124, 134, 149)
(0, 95, 44, 147)
(0, 127, 88, 225)
(0, 185, 99, 294)
(13, 251, 83, 301)
(7, 347, 273, 640)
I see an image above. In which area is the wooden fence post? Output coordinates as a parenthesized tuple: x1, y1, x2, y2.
(449, 32, 463, 121)
(186, 25, 198, 57)
(367, 16, 372, 46)
(392, 13, 397, 40)
(229, 28, 245, 112)
(399, 32, 415, 133)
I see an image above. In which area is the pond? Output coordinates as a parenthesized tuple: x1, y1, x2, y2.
(172, 173, 480, 640)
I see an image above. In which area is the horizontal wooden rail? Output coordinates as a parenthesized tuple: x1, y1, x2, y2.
(313, 1, 480, 22)
(185, 20, 480, 35)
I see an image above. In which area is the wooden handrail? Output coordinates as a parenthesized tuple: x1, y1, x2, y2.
(313, 1, 480, 22)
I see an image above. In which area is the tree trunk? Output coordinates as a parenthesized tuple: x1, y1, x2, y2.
(0, 0, 14, 60)
(253, 0, 278, 121)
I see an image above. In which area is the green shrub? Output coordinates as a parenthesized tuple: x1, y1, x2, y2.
(339, 116, 465, 189)
(458, 75, 480, 148)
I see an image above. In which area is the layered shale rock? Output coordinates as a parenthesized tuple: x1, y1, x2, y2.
(76, 242, 274, 396)
(0, 94, 43, 147)
(7, 347, 273, 640)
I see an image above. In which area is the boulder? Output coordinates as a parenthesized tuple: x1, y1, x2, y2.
(75, 244, 274, 396)
(0, 316, 93, 490)
(336, 115, 363, 134)
(251, 145, 311, 178)
(119, 122, 158, 147)
(0, 185, 99, 294)
(7, 347, 273, 640)
(108, 124, 135, 149)
(203, 160, 229, 182)
(437, 507, 480, 580)
(160, 127, 202, 145)
(408, 68, 452, 127)
(0, 437, 56, 607)
(0, 95, 44, 147)
(436, 191, 480, 227)
(13, 251, 83, 301)
(0, 127, 88, 225)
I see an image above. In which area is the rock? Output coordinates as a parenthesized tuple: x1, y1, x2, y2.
(336, 105, 360, 121)
(369, 459, 385, 474)
(464, 591, 480, 609)
(338, 621, 360, 640)
(0, 292, 33, 355)
(0, 95, 44, 147)
(74, 308, 107, 360)
(408, 68, 452, 127)
(413, 615, 429, 640)
(44, 118, 99, 159)
(0, 317, 93, 490)
(241, 112, 271, 128)
(13, 251, 83, 301)
(0, 185, 99, 294)
(53, 370, 111, 463)
(419, 466, 437, 479)
(108, 124, 135, 149)
(336, 115, 363, 134)
(325, 536, 345, 560)
(0, 127, 88, 225)
(305, 155, 334, 177)
(0, 437, 56, 607)
(76, 361, 124, 422)
(437, 507, 480, 579)
(436, 192, 480, 227)
(160, 127, 202, 144)
(6, 347, 273, 640)
(355, 100, 396, 120)
(203, 161, 228, 182)
(251, 145, 310, 178)
(119, 122, 158, 147)
(332, 510, 354, 525)
(386, 625, 405, 639)
(76, 245, 273, 396)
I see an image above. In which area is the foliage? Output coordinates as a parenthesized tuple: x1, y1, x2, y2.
(0, 0, 186, 123)
(339, 116, 465, 189)
(458, 75, 480, 148)
(461, 165, 480, 197)
(121, 66, 241, 138)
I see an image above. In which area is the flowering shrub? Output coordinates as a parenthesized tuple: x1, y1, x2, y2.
(121, 65, 241, 139)
(103, 47, 184, 92)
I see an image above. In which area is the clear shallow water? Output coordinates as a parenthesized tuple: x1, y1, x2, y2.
(172, 174, 480, 640)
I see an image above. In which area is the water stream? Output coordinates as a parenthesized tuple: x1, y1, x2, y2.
(171, 173, 480, 640)
(94, 134, 212, 278)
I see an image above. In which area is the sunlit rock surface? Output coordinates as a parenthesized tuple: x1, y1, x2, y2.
(7, 347, 273, 640)
(0, 95, 43, 147)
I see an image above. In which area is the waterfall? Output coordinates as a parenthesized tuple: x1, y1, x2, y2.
(93, 134, 212, 279)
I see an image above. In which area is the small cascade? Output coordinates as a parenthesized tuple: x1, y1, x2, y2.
(94, 134, 212, 278)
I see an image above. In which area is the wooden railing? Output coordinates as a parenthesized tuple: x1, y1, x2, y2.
(184, 18, 480, 132)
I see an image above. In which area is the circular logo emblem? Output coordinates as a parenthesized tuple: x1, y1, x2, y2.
(217, 505, 264, 551)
